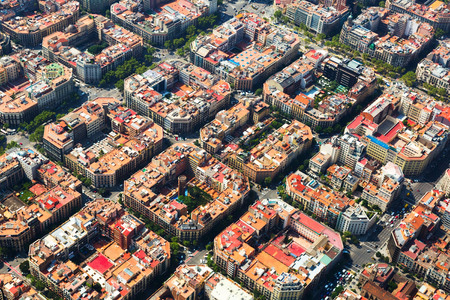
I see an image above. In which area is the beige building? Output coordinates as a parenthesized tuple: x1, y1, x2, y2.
(228, 120, 313, 184)
(2, 0, 80, 47)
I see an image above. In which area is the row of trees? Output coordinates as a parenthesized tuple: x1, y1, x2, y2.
(423, 82, 447, 98)
(164, 14, 219, 56)
(73, 171, 92, 187)
(99, 46, 156, 90)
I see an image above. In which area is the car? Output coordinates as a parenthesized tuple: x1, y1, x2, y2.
(390, 224, 394, 227)
(395, 215, 399, 219)
(19, 142, 22, 145)
(367, 250, 370, 253)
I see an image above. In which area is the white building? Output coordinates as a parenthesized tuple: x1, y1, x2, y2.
(205, 273, 254, 300)
(438, 169, 450, 195)
(336, 206, 376, 235)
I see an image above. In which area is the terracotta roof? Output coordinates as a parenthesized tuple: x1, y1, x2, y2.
(362, 281, 398, 300)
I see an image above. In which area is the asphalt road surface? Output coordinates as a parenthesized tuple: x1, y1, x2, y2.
(186, 250, 209, 265)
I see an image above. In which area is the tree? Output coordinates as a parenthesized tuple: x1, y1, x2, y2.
(387, 281, 398, 292)
(435, 28, 445, 39)
(274, 10, 282, 19)
(98, 188, 108, 197)
(264, 177, 272, 187)
(253, 289, 265, 300)
(173, 38, 185, 48)
(379, 1, 385, 7)
(255, 88, 263, 96)
(105, 9, 110, 18)
(34, 279, 46, 291)
(88, 42, 109, 55)
(317, 33, 326, 40)
(186, 25, 196, 37)
(331, 286, 344, 298)
(20, 260, 30, 274)
(176, 48, 185, 56)
(401, 71, 417, 87)
(164, 40, 173, 49)
(93, 282, 102, 292)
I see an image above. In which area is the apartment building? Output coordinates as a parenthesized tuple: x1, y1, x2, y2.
(388, 196, 441, 263)
(82, 123, 163, 188)
(0, 152, 83, 251)
(227, 120, 313, 184)
(0, 56, 21, 85)
(365, 120, 448, 176)
(340, 7, 434, 67)
(214, 200, 343, 300)
(0, 152, 24, 190)
(0, 194, 51, 252)
(361, 176, 402, 211)
(200, 102, 250, 154)
(111, 0, 215, 46)
(1, 0, 80, 47)
(151, 264, 253, 300)
(393, 200, 450, 293)
(7, 147, 48, 181)
(309, 134, 365, 176)
(37, 161, 82, 193)
(386, 0, 450, 32)
(123, 143, 250, 241)
(28, 199, 170, 300)
(0, 273, 41, 299)
(0, 52, 73, 126)
(346, 88, 450, 176)
(417, 39, 450, 94)
(327, 164, 352, 190)
(336, 205, 377, 235)
(322, 57, 377, 90)
(43, 14, 143, 84)
(55, 104, 163, 189)
(124, 61, 231, 134)
(28, 63, 74, 111)
(191, 13, 300, 90)
(43, 122, 75, 162)
(438, 169, 450, 196)
(285, 171, 352, 226)
(285, 1, 349, 35)
(43, 97, 121, 161)
(264, 53, 375, 128)
(35, 186, 82, 225)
